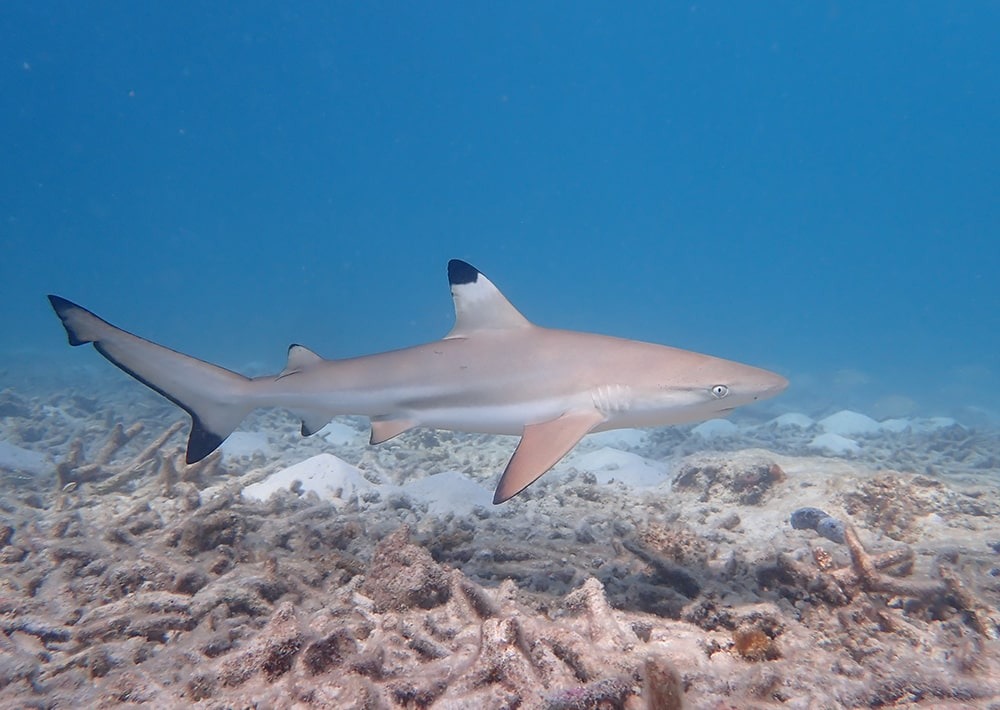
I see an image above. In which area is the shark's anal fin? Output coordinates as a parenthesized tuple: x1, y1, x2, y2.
(370, 417, 418, 444)
(494, 409, 605, 504)
(299, 413, 330, 437)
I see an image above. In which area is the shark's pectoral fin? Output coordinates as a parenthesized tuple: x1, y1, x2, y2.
(370, 417, 418, 444)
(494, 409, 605, 504)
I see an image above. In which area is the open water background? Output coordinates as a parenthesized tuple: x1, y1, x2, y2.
(2, 3, 997, 419)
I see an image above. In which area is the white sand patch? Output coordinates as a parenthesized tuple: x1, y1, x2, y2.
(691, 419, 739, 438)
(768, 412, 815, 429)
(318, 420, 365, 447)
(880, 418, 911, 433)
(809, 432, 860, 455)
(579, 428, 647, 451)
(569, 447, 667, 488)
(818, 410, 881, 436)
(387, 471, 493, 516)
(241, 453, 491, 516)
(241, 453, 373, 506)
(0, 441, 50, 475)
(912, 416, 958, 432)
(876, 416, 958, 434)
(220, 431, 274, 461)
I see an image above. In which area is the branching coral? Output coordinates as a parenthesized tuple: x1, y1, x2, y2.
(54, 420, 226, 496)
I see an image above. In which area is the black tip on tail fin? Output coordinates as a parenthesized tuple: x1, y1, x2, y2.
(448, 259, 479, 286)
(48, 295, 93, 346)
(48, 294, 246, 466)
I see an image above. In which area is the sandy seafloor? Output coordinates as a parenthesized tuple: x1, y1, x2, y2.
(1, 362, 999, 709)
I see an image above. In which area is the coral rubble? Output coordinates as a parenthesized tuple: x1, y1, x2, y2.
(1, 384, 999, 707)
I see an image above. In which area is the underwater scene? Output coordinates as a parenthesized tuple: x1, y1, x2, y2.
(2, 3, 998, 708)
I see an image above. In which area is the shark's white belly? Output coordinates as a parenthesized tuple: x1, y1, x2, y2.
(403, 395, 587, 435)
(266, 373, 716, 437)
(394, 382, 714, 434)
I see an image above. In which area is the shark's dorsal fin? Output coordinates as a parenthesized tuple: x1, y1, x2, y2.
(278, 344, 323, 379)
(445, 259, 531, 339)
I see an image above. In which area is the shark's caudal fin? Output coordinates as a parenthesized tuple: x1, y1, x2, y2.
(48, 295, 252, 463)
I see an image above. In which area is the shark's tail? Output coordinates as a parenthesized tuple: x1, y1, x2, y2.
(48, 295, 253, 463)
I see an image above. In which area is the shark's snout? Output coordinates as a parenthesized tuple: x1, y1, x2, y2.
(754, 372, 789, 400)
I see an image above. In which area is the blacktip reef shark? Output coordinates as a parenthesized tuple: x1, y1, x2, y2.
(48, 260, 787, 503)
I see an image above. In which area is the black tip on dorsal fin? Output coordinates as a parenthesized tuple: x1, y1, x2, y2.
(448, 259, 480, 286)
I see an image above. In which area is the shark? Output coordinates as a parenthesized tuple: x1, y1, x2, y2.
(48, 259, 787, 503)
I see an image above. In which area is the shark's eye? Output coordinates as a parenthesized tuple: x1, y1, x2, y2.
(711, 384, 729, 399)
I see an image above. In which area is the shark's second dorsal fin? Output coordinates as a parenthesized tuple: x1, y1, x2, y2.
(445, 260, 531, 339)
(278, 344, 323, 379)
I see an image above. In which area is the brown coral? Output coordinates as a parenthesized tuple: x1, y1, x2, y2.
(361, 526, 452, 612)
(672, 452, 786, 505)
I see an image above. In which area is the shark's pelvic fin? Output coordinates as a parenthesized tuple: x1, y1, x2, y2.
(48, 295, 251, 464)
(370, 417, 418, 444)
(445, 259, 531, 338)
(493, 409, 605, 504)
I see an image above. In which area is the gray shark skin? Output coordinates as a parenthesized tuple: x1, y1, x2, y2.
(49, 260, 787, 503)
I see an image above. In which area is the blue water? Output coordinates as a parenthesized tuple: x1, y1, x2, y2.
(3, 3, 998, 418)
